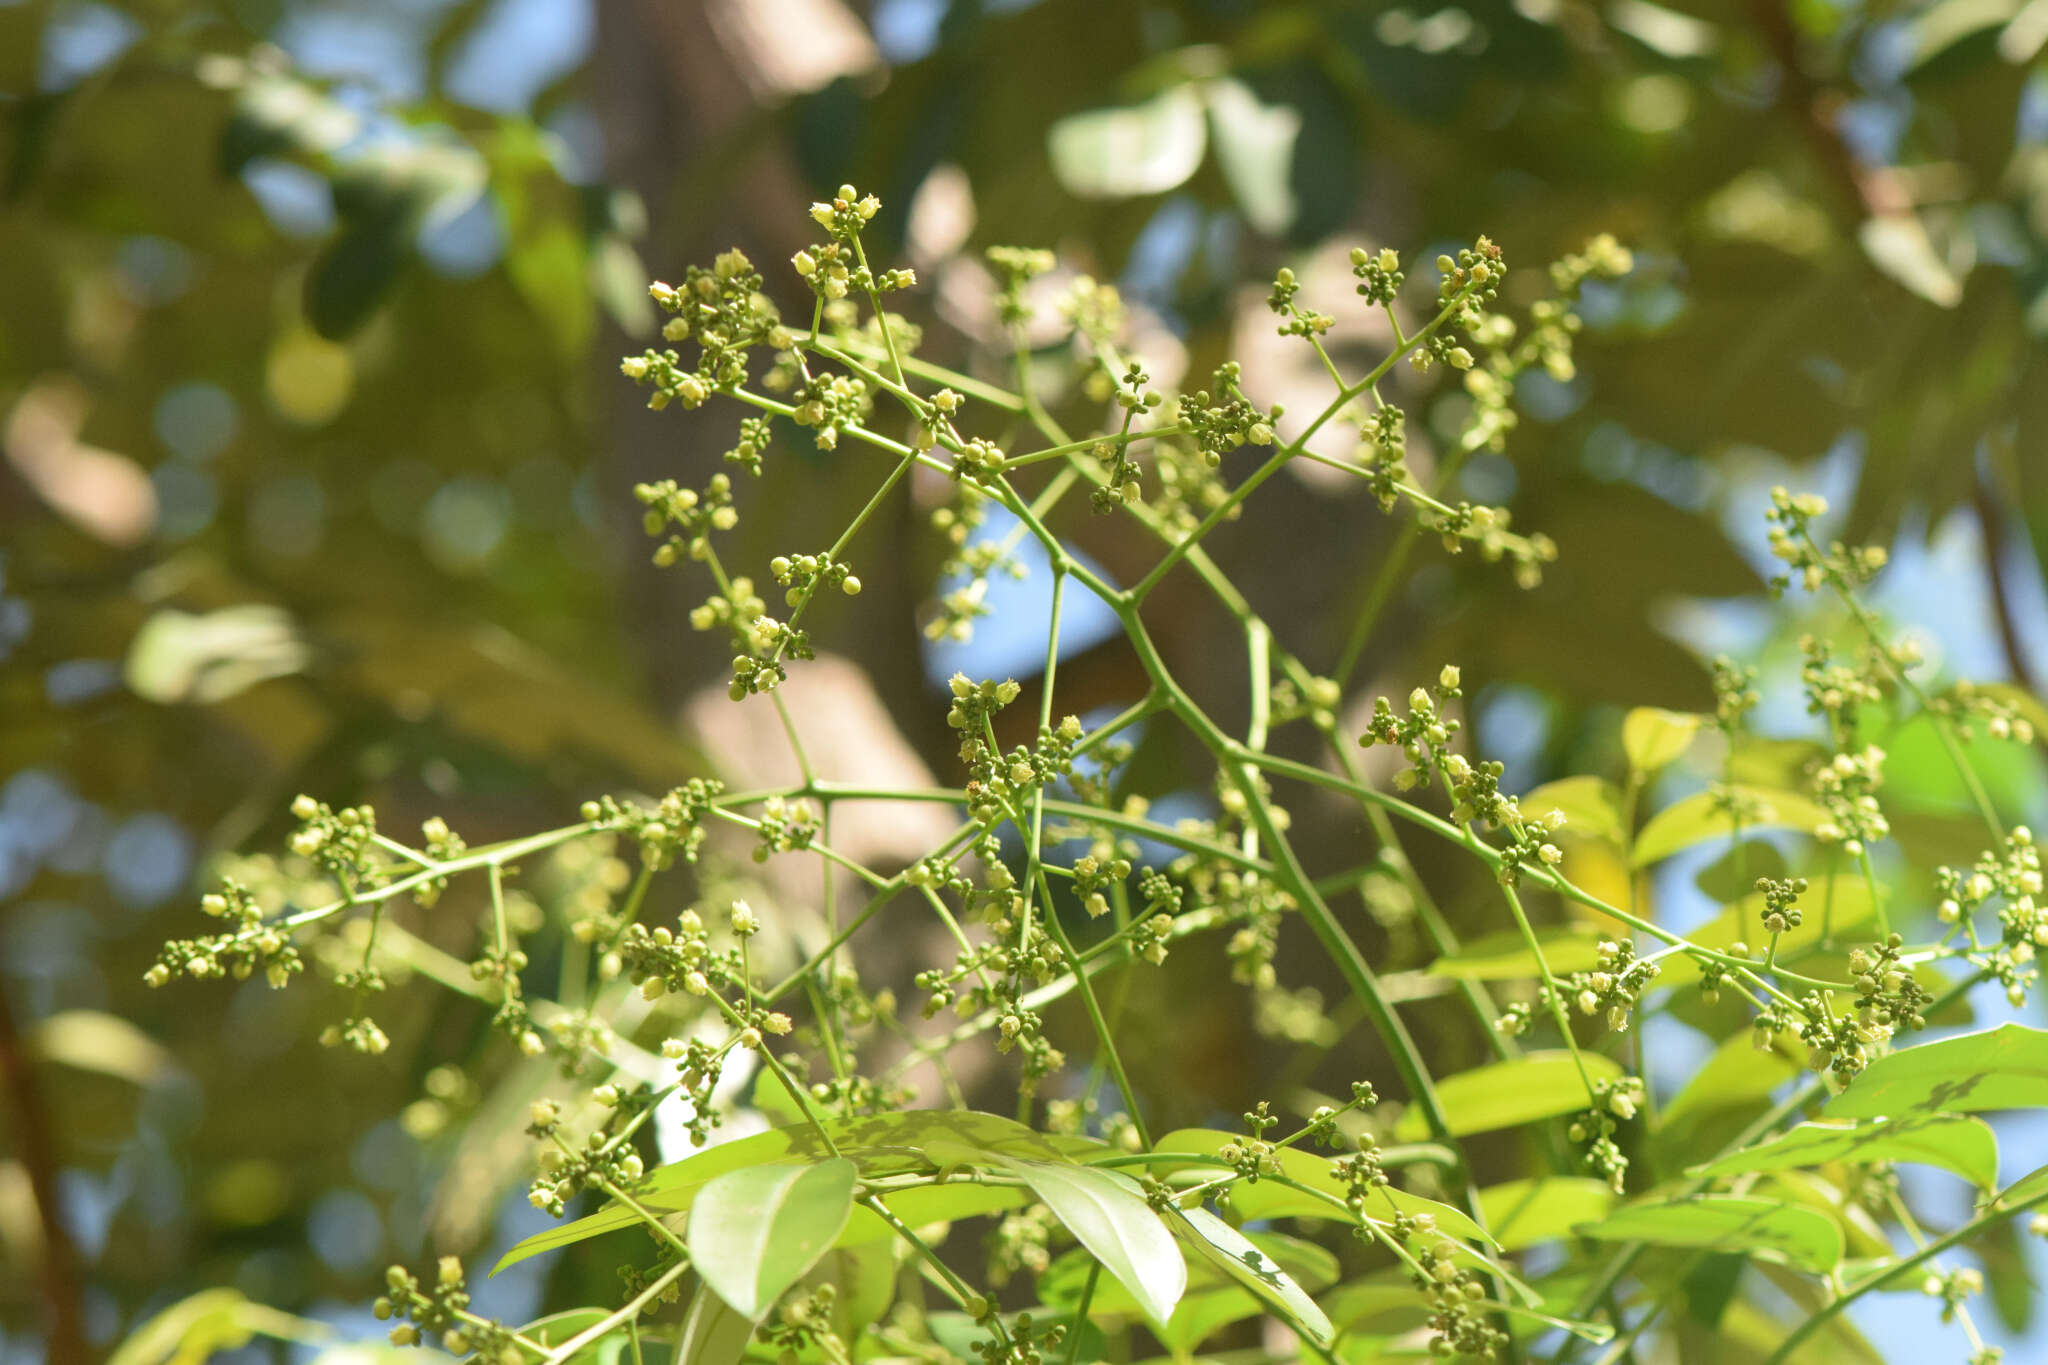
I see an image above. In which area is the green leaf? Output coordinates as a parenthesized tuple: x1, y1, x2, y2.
(1203, 79, 1300, 236)
(1576, 1194, 1844, 1273)
(1519, 776, 1627, 845)
(1394, 1052, 1622, 1141)
(674, 1277, 753, 1365)
(1046, 86, 1207, 199)
(1824, 1023, 2048, 1119)
(1476, 1178, 1618, 1250)
(1623, 707, 1704, 772)
(496, 1109, 1086, 1272)
(1658, 1029, 1801, 1130)
(1632, 785, 1834, 867)
(1172, 1206, 1333, 1346)
(1428, 928, 1610, 982)
(1041, 1225, 1331, 1353)
(1687, 1116, 1999, 1189)
(1001, 1159, 1186, 1324)
(685, 1157, 857, 1319)
(1992, 1160, 2048, 1213)
(1857, 214, 1963, 307)
(1148, 1129, 1493, 1246)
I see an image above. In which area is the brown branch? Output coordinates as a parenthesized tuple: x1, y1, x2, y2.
(0, 974, 87, 1365)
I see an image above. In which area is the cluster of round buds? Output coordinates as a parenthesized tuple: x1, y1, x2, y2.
(1177, 362, 1275, 468)
(1562, 938, 1660, 1033)
(1765, 486, 1889, 595)
(525, 1087, 653, 1216)
(1568, 1075, 1644, 1193)
(945, 674, 1023, 751)
(617, 907, 726, 1001)
(1798, 633, 1885, 743)
(1755, 876, 1808, 937)
(1216, 1102, 1281, 1180)
(985, 245, 1057, 327)
(1356, 403, 1407, 512)
(1848, 933, 1931, 1035)
(148, 878, 302, 990)
(808, 183, 881, 239)
(1409, 1239, 1507, 1360)
(1270, 673, 1343, 731)
(1809, 745, 1889, 856)
(1941, 679, 2039, 744)
(1712, 653, 1762, 732)
(1352, 246, 1404, 306)
(686, 573, 763, 635)
(1267, 265, 1335, 337)
(581, 778, 723, 871)
(285, 794, 384, 888)
(729, 616, 810, 701)
(636, 474, 737, 566)
(1437, 237, 1505, 308)
(1357, 673, 1462, 789)
(1919, 1264, 1986, 1324)
(375, 1258, 517, 1362)
(750, 796, 820, 863)
(788, 372, 870, 451)
(1071, 850, 1133, 919)
(770, 550, 859, 605)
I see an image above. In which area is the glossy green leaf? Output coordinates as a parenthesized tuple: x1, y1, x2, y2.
(1001, 1159, 1186, 1324)
(1173, 1206, 1333, 1346)
(496, 1110, 1087, 1272)
(1428, 928, 1609, 981)
(674, 1277, 752, 1365)
(1148, 1129, 1492, 1245)
(1658, 1029, 1802, 1130)
(1623, 707, 1704, 771)
(1519, 776, 1627, 844)
(1577, 1194, 1844, 1273)
(1044, 1224, 1334, 1351)
(1477, 1178, 1618, 1250)
(1688, 1115, 1999, 1189)
(1632, 785, 1834, 867)
(1046, 86, 1206, 198)
(1394, 1052, 1622, 1141)
(686, 1157, 857, 1319)
(1204, 79, 1300, 236)
(1824, 1023, 2048, 1120)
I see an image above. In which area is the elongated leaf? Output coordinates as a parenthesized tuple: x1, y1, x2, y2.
(1688, 1115, 1998, 1189)
(1633, 785, 1834, 867)
(1824, 1023, 2048, 1119)
(1148, 1129, 1492, 1245)
(1002, 1159, 1186, 1324)
(1519, 776, 1626, 844)
(1428, 928, 1609, 981)
(1623, 707, 1703, 772)
(1043, 1226, 1334, 1351)
(1173, 1206, 1333, 1346)
(1577, 1194, 1844, 1273)
(687, 1158, 857, 1319)
(1477, 1178, 1617, 1250)
(1046, 86, 1206, 198)
(1659, 1028, 1802, 1130)
(1204, 79, 1300, 236)
(675, 1277, 753, 1365)
(1394, 1052, 1622, 1141)
(1991, 1161, 2048, 1213)
(497, 1109, 1089, 1271)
